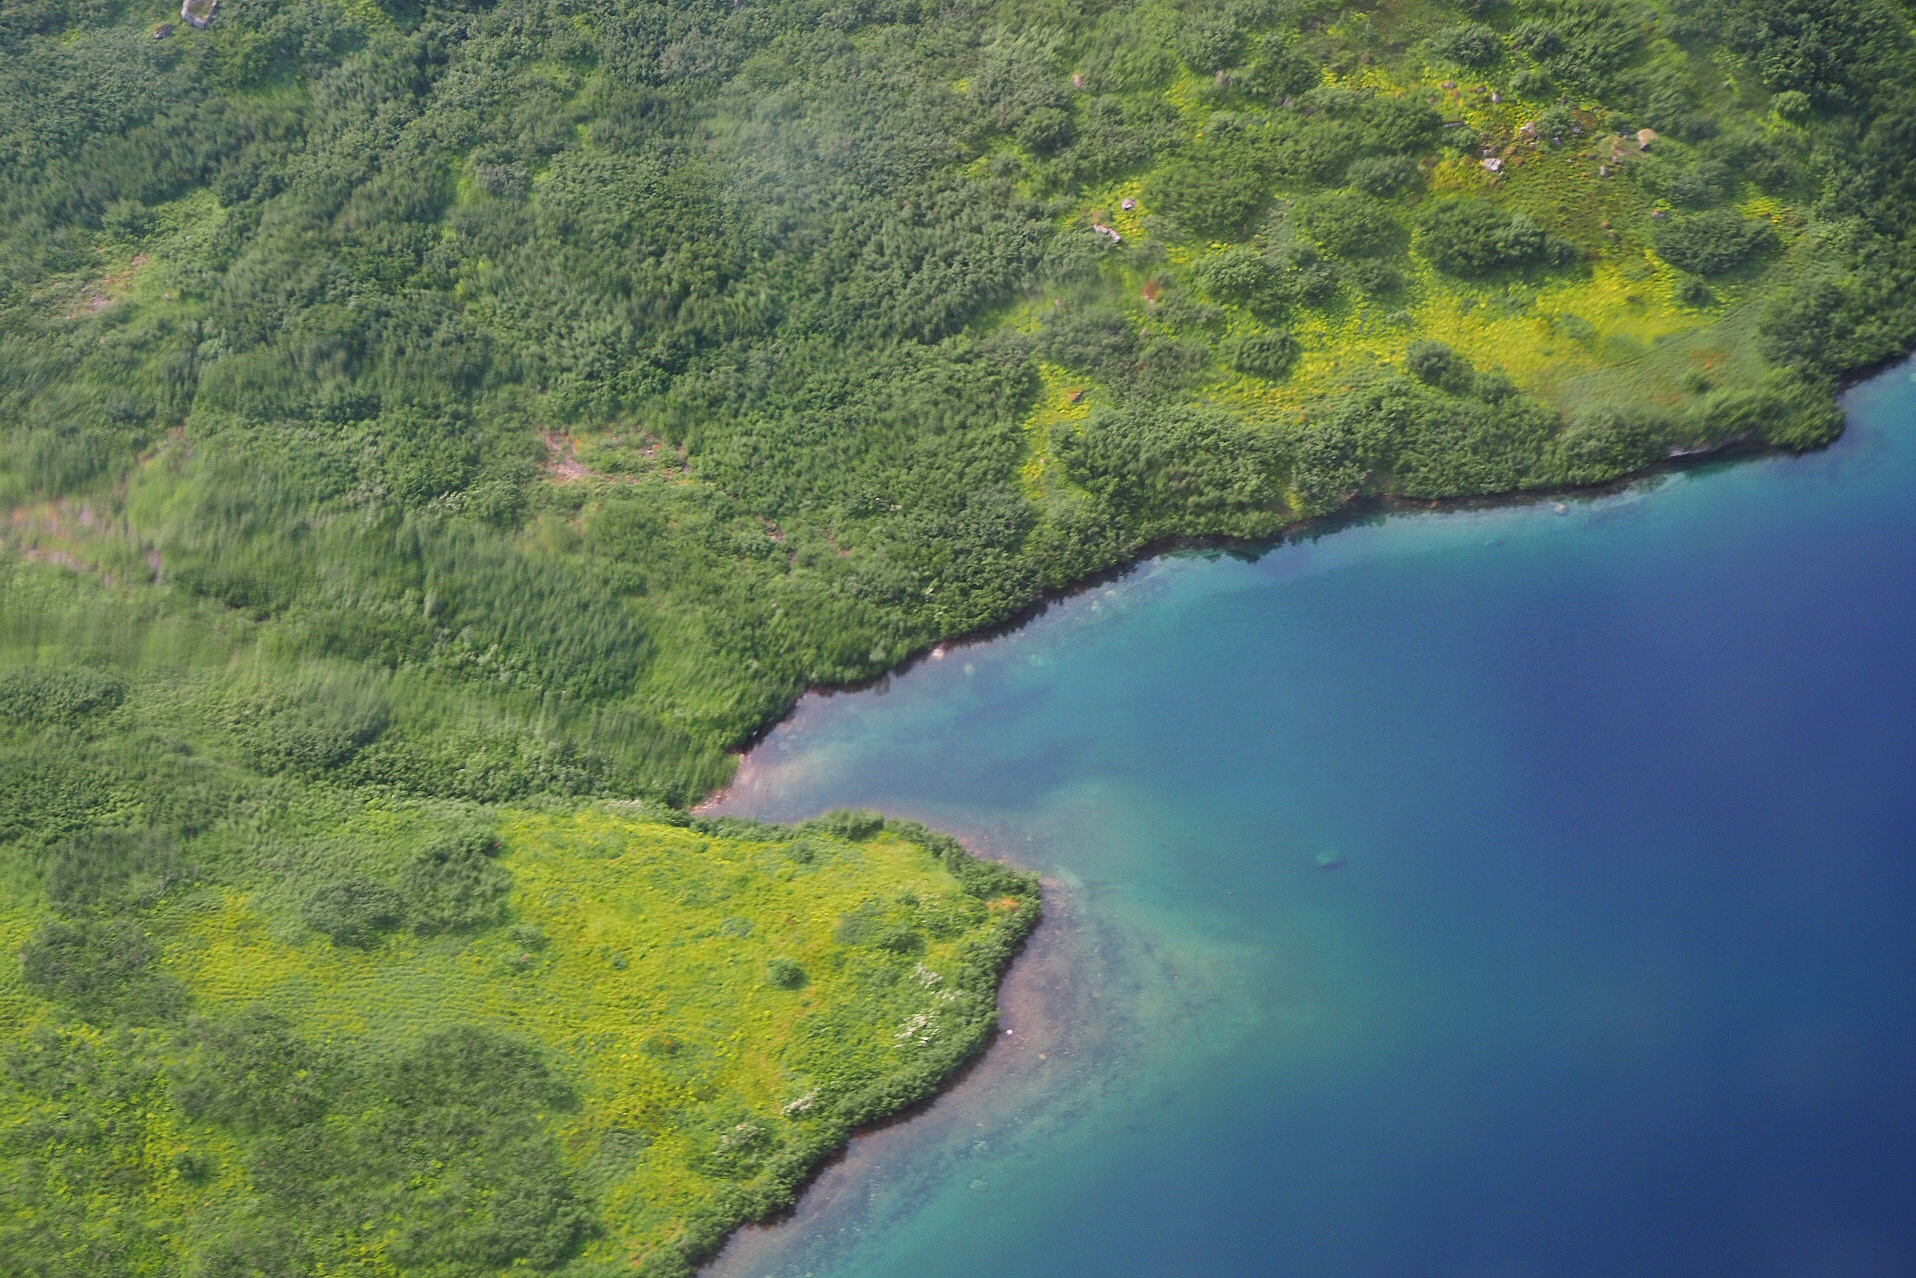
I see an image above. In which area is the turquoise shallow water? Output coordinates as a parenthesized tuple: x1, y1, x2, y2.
(711, 364, 1916, 1278)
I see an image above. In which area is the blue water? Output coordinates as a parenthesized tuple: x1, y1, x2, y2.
(713, 365, 1916, 1278)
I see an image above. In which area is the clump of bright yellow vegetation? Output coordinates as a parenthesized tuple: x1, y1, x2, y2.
(0, 758, 1038, 1276)
(1013, 0, 1871, 554)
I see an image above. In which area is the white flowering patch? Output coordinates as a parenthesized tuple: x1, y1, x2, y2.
(894, 1012, 939, 1046)
(717, 1121, 765, 1153)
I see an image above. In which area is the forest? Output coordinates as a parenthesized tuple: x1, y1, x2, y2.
(5, 0, 1916, 1269)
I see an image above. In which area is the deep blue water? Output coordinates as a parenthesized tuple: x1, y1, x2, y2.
(712, 364, 1916, 1278)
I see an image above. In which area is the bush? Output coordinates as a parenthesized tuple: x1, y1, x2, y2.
(1056, 402, 1285, 528)
(1294, 191, 1399, 257)
(876, 926, 926, 956)
(401, 832, 513, 934)
(1429, 22, 1504, 66)
(1036, 305, 1138, 380)
(1512, 20, 1564, 61)
(1347, 154, 1421, 196)
(1223, 329, 1301, 380)
(1343, 259, 1405, 294)
(802, 809, 886, 841)
(1414, 198, 1577, 275)
(1691, 377, 1844, 450)
(1538, 404, 1675, 485)
(1243, 44, 1322, 101)
(171, 1005, 330, 1131)
(1405, 339, 1471, 391)
(302, 874, 405, 946)
(44, 829, 191, 915)
(766, 958, 808, 989)
(1195, 244, 1337, 316)
(1654, 209, 1778, 274)
(1146, 147, 1268, 238)
(1533, 104, 1578, 147)
(237, 687, 391, 779)
(833, 905, 885, 946)
(1356, 94, 1447, 155)
(0, 668, 126, 724)
(1675, 275, 1714, 306)
(1016, 107, 1074, 154)
(1772, 89, 1812, 121)
(19, 918, 187, 1024)
(1650, 158, 1732, 208)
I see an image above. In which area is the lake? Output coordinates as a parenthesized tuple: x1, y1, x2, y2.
(709, 364, 1916, 1278)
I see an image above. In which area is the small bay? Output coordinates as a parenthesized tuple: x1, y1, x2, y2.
(710, 362, 1916, 1278)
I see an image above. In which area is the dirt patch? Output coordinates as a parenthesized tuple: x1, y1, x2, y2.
(541, 432, 596, 482)
(64, 253, 150, 319)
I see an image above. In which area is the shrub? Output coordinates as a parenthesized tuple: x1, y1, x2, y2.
(833, 904, 885, 946)
(1691, 377, 1844, 450)
(1015, 107, 1074, 154)
(1512, 20, 1564, 61)
(1357, 95, 1446, 155)
(1222, 329, 1301, 380)
(1195, 244, 1337, 316)
(1429, 22, 1504, 67)
(0, 668, 126, 724)
(876, 926, 926, 956)
(19, 918, 187, 1024)
(1772, 90, 1812, 121)
(803, 809, 886, 841)
(171, 1005, 330, 1131)
(237, 687, 391, 778)
(1533, 104, 1578, 147)
(1347, 154, 1420, 196)
(1406, 339, 1471, 390)
(1146, 148, 1268, 238)
(1036, 304, 1138, 380)
(1057, 402, 1285, 526)
(1666, 165, 1727, 208)
(1675, 275, 1714, 306)
(1178, 12, 1246, 73)
(1343, 259, 1405, 294)
(1242, 44, 1321, 101)
(401, 831, 512, 934)
(1654, 209, 1778, 275)
(44, 829, 191, 915)
(766, 957, 808, 989)
(1196, 247, 1286, 314)
(1294, 191, 1399, 257)
(1414, 198, 1577, 275)
(302, 874, 405, 946)
(1538, 405, 1675, 485)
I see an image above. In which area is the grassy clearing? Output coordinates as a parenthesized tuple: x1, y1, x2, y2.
(0, 775, 1037, 1275)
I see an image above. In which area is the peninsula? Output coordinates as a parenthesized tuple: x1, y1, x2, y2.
(3, 0, 1913, 1270)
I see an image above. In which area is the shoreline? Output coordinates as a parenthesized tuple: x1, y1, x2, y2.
(701, 869, 1097, 1278)
(682, 387, 1890, 1272)
(710, 428, 1838, 769)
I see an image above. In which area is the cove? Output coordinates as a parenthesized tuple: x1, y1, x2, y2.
(708, 362, 1916, 1278)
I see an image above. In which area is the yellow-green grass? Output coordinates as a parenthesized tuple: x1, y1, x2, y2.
(1020, 36, 1810, 507)
(0, 805, 1038, 1275)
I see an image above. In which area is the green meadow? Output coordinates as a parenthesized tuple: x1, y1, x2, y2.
(0, 614, 1037, 1273)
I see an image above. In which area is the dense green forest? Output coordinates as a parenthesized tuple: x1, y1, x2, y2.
(7, 0, 1916, 795)
(7, 0, 1916, 1268)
